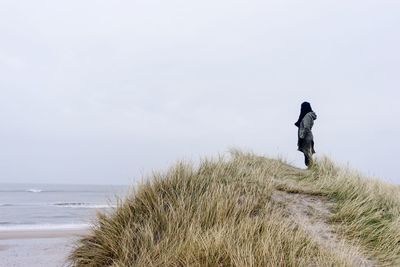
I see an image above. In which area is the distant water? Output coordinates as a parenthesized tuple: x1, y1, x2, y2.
(0, 183, 128, 231)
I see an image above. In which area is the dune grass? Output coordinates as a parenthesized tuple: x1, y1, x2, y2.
(69, 151, 400, 266)
(301, 158, 400, 265)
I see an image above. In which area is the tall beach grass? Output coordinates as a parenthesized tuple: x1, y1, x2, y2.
(69, 151, 400, 266)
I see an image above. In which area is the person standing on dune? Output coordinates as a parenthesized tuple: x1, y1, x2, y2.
(295, 102, 317, 167)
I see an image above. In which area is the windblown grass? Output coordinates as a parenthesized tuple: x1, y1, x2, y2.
(69, 151, 400, 266)
(301, 158, 400, 265)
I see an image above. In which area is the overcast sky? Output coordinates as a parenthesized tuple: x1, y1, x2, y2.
(0, 0, 399, 185)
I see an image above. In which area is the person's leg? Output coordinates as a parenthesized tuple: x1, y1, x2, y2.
(307, 153, 313, 167)
(304, 153, 309, 166)
(306, 149, 313, 167)
(311, 140, 316, 154)
(304, 148, 313, 167)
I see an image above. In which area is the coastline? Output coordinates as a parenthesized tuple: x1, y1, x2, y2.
(0, 228, 88, 240)
(0, 228, 87, 267)
(0, 245, 10, 251)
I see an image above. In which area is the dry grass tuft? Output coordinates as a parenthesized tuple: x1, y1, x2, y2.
(69, 151, 400, 266)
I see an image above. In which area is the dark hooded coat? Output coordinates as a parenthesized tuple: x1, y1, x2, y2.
(295, 102, 317, 155)
(297, 111, 317, 154)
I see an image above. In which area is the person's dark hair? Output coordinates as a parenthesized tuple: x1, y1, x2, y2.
(294, 102, 313, 127)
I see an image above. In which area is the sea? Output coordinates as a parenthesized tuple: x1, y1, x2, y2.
(0, 183, 128, 231)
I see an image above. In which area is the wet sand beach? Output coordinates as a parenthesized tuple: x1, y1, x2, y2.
(0, 229, 87, 267)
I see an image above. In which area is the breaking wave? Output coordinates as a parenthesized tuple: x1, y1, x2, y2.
(26, 188, 43, 193)
(52, 202, 116, 209)
(0, 202, 115, 209)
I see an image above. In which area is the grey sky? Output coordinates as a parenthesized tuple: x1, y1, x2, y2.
(1, 0, 399, 184)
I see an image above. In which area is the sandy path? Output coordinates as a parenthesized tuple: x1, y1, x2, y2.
(272, 179, 376, 267)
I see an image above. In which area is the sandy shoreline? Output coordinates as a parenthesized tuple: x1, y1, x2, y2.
(0, 244, 10, 251)
(0, 228, 88, 240)
(0, 228, 88, 267)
